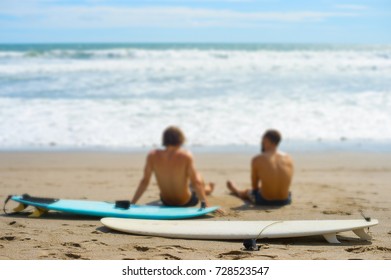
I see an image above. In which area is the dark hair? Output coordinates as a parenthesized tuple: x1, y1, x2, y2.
(162, 126, 185, 147)
(263, 129, 282, 146)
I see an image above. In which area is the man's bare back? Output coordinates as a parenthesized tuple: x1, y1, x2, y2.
(130, 126, 214, 207)
(252, 151, 293, 200)
(151, 148, 195, 205)
(227, 129, 294, 206)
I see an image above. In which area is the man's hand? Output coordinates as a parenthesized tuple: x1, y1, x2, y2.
(214, 208, 226, 216)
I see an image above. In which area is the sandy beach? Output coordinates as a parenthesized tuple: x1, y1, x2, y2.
(0, 151, 390, 260)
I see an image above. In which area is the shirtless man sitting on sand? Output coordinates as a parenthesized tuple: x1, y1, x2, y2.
(131, 126, 215, 208)
(227, 129, 294, 206)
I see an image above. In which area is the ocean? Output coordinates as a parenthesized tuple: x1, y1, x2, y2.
(0, 43, 390, 152)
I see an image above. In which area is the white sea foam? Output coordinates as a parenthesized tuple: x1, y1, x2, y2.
(1, 49, 391, 75)
(0, 91, 390, 149)
(0, 45, 390, 149)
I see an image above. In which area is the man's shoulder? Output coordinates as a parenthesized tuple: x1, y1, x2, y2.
(277, 151, 292, 161)
(276, 151, 293, 168)
(251, 154, 264, 165)
(148, 148, 193, 159)
(147, 149, 166, 160)
(252, 151, 292, 161)
(277, 150, 289, 156)
(177, 149, 193, 159)
(147, 149, 159, 156)
(252, 152, 267, 160)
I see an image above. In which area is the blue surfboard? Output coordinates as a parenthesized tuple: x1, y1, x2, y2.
(7, 195, 219, 220)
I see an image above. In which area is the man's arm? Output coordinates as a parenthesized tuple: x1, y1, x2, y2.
(187, 155, 209, 207)
(251, 157, 260, 191)
(130, 152, 153, 204)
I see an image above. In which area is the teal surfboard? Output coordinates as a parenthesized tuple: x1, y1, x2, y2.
(6, 195, 219, 220)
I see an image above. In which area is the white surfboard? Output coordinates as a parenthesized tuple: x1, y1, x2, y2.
(100, 218, 378, 244)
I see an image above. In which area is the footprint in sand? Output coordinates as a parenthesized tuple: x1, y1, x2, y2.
(307, 249, 322, 253)
(322, 210, 351, 215)
(345, 246, 391, 253)
(20, 238, 32, 241)
(80, 239, 99, 243)
(91, 230, 102, 234)
(219, 250, 278, 260)
(218, 250, 251, 260)
(258, 254, 278, 259)
(157, 245, 195, 252)
(65, 253, 82, 259)
(134, 245, 151, 252)
(0, 236, 16, 241)
(61, 242, 82, 248)
(80, 239, 107, 246)
(77, 224, 96, 228)
(159, 253, 182, 260)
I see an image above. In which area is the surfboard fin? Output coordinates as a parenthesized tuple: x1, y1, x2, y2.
(353, 228, 372, 241)
(28, 207, 48, 218)
(13, 203, 27, 213)
(323, 233, 340, 244)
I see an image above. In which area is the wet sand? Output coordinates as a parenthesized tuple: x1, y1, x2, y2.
(0, 151, 390, 260)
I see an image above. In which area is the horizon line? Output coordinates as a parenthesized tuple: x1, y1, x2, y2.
(0, 42, 389, 45)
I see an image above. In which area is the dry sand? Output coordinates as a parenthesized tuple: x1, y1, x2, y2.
(0, 151, 390, 260)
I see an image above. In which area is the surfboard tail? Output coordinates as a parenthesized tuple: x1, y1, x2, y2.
(3, 195, 26, 215)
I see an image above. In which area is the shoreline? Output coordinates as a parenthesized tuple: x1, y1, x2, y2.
(1, 139, 391, 154)
(0, 151, 390, 260)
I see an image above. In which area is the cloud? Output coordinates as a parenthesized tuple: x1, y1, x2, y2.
(0, 2, 360, 29)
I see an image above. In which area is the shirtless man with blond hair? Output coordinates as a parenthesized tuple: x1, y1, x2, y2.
(227, 129, 294, 206)
(131, 126, 215, 208)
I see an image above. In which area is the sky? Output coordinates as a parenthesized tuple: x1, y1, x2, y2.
(0, 0, 390, 43)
